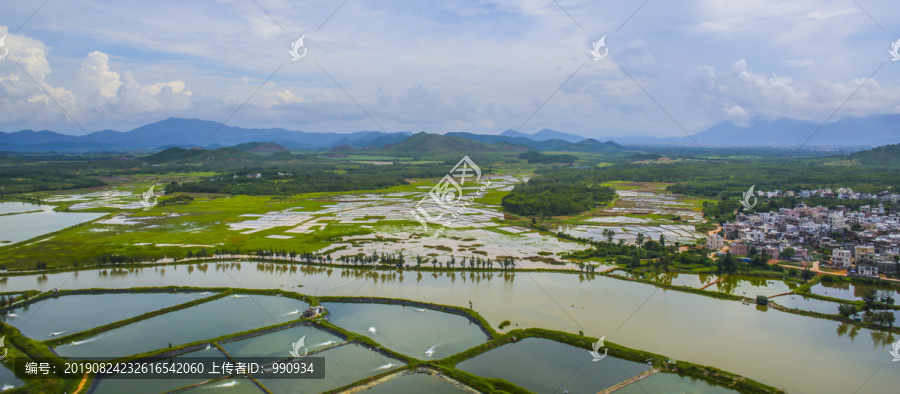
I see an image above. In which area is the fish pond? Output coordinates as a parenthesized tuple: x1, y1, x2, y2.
(457, 337, 650, 393)
(321, 302, 489, 359)
(55, 295, 306, 358)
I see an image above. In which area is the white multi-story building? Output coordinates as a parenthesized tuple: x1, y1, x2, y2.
(748, 230, 765, 243)
(833, 249, 853, 268)
(707, 234, 725, 250)
(828, 213, 844, 228)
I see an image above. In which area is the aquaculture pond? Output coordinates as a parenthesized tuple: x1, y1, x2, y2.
(0, 203, 105, 246)
(769, 295, 843, 316)
(613, 372, 739, 394)
(2, 292, 211, 339)
(90, 346, 230, 394)
(456, 337, 650, 393)
(178, 376, 265, 393)
(221, 324, 344, 358)
(0, 363, 23, 391)
(708, 275, 797, 297)
(2, 263, 899, 393)
(358, 372, 469, 394)
(254, 343, 403, 394)
(321, 302, 489, 359)
(810, 280, 900, 301)
(55, 295, 306, 358)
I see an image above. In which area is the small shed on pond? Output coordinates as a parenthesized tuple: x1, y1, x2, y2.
(302, 306, 326, 318)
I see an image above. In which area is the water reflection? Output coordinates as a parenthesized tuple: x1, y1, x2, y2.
(813, 281, 900, 301)
(0, 261, 898, 393)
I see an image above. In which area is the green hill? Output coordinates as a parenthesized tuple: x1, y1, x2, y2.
(848, 143, 900, 168)
(375, 132, 527, 157)
(230, 142, 289, 154)
(144, 147, 256, 163)
(566, 138, 624, 152)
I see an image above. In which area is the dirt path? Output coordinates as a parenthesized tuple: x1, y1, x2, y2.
(778, 261, 847, 276)
(598, 368, 660, 394)
(339, 368, 479, 393)
(699, 275, 726, 290)
(768, 292, 794, 298)
(73, 373, 89, 394)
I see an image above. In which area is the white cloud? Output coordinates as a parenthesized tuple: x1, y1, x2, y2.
(78, 51, 122, 98)
(806, 8, 858, 20)
(0, 0, 898, 137)
(693, 59, 900, 123)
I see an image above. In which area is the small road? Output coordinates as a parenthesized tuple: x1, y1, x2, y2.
(777, 260, 847, 276)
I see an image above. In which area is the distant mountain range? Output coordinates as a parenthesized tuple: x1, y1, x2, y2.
(499, 128, 586, 143)
(611, 115, 900, 147)
(1, 114, 897, 153)
(371, 132, 528, 156)
(0, 118, 412, 152)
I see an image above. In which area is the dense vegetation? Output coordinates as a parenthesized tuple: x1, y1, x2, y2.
(511, 160, 900, 198)
(0, 157, 108, 195)
(849, 143, 900, 168)
(518, 150, 577, 164)
(501, 170, 616, 216)
(165, 163, 453, 195)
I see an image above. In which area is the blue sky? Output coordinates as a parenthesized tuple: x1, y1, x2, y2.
(1, 0, 899, 138)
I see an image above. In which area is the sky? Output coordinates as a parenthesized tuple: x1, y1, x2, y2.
(0, 0, 899, 138)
